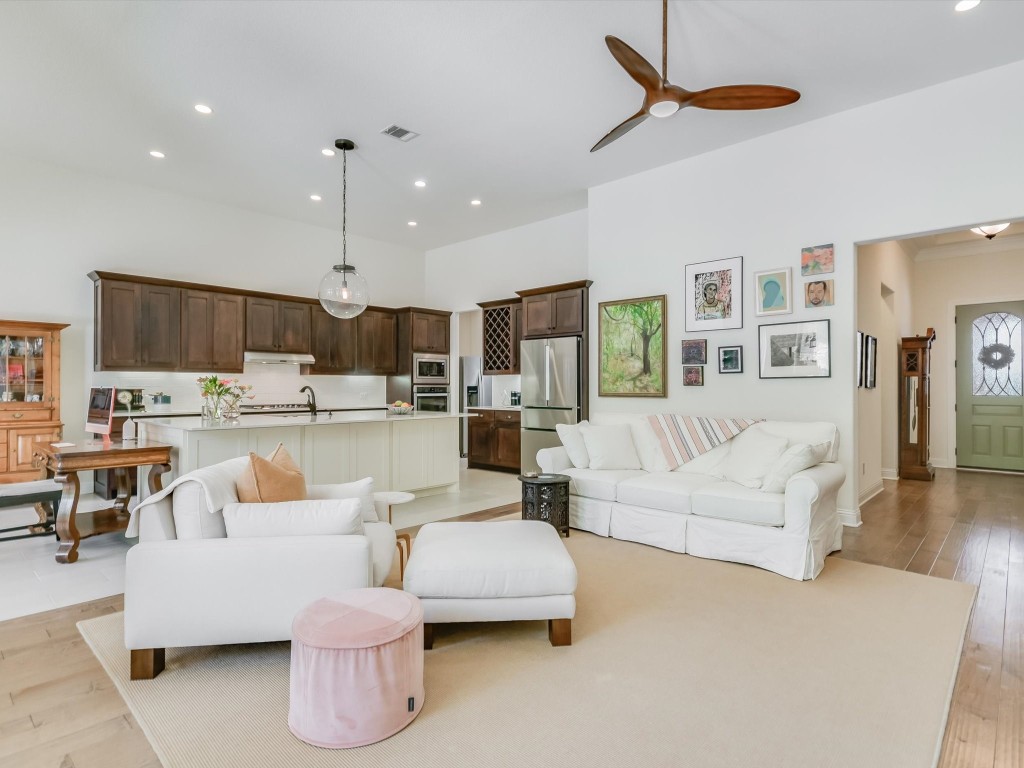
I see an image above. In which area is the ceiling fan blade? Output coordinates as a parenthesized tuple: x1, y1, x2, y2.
(590, 109, 650, 153)
(687, 85, 800, 111)
(605, 36, 663, 94)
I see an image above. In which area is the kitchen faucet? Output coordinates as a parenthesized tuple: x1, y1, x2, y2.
(299, 386, 317, 414)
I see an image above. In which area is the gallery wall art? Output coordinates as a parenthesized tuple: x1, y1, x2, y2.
(804, 279, 834, 308)
(684, 256, 743, 332)
(682, 366, 704, 386)
(681, 339, 707, 365)
(758, 319, 831, 379)
(718, 345, 743, 374)
(753, 268, 792, 316)
(800, 243, 834, 276)
(598, 294, 667, 397)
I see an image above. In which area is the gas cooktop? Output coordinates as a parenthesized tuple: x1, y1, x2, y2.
(240, 403, 308, 412)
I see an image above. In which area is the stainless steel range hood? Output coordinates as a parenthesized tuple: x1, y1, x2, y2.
(243, 351, 316, 365)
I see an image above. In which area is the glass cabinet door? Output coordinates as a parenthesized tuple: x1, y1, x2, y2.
(0, 334, 47, 404)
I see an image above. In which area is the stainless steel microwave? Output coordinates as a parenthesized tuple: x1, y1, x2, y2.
(413, 354, 449, 384)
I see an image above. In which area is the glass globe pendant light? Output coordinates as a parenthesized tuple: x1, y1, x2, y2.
(318, 139, 369, 318)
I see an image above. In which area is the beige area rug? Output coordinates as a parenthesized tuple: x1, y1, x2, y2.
(78, 534, 975, 768)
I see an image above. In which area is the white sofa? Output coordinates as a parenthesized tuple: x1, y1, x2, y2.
(123, 457, 396, 678)
(537, 415, 846, 581)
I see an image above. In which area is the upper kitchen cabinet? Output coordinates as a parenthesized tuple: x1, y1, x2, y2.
(410, 310, 450, 354)
(91, 274, 180, 370)
(357, 309, 398, 375)
(518, 280, 592, 339)
(180, 289, 245, 372)
(478, 297, 522, 375)
(245, 297, 311, 354)
(305, 306, 359, 375)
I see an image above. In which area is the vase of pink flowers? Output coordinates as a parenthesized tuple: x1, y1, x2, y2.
(197, 375, 254, 422)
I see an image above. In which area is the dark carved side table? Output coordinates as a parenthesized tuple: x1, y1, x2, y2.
(518, 473, 570, 537)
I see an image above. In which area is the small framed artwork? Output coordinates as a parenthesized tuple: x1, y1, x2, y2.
(753, 268, 792, 316)
(680, 339, 707, 365)
(682, 366, 704, 386)
(805, 279, 834, 308)
(800, 243, 834, 276)
(758, 319, 831, 379)
(685, 256, 743, 332)
(598, 294, 667, 397)
(865, 335, 877, 388)
(856, 331, 865, 387)
(718, 345, 743, 374)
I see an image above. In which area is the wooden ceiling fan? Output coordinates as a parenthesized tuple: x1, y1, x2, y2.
(591, 0, 800, 152)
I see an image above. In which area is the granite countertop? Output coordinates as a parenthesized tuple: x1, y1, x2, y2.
(139, 411, 474, 432)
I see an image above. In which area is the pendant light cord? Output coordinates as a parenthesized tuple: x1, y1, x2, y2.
(341, 148, 348, 268)
(662, 0, 667, 82)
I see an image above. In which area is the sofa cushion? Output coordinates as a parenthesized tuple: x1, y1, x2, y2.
(562, 467, 647, 501)
(750, 421, 840, 462)
(580, 424, 642, 470)
(556, 420, 591, 468)
(616, 472, 721, 515)
(690, 482, 786, 526)
(722, 429, 788, 489)
(222, 499, 363, 538)
(171, 480, 228, 540)
(760, 442, 830, 493)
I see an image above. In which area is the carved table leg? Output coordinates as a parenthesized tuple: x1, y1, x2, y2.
(54, 471, 82, 564)
(148, 463, 171, 495)
(112, 466, 133, 517)
(30, 501, 54, 535)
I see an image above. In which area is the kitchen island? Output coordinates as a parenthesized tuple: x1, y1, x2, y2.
(137, 411, 471, 494)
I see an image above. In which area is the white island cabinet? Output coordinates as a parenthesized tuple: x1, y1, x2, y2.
(137, 412, 468, 494)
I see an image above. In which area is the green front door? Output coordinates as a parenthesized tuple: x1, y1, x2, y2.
(956, 301, 1024, 471)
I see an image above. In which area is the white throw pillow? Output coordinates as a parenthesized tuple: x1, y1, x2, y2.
(556, 420, 591, 468)
(222, 498, 363, 538)
(674, 440, 732, 479)
(723, 429, 789, 489)
(307, 477, 377, 522)
(580, 424, 642, 471)
(760, 442, 830, 493)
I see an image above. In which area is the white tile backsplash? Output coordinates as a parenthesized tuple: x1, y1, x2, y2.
(490, 375, 521, 407)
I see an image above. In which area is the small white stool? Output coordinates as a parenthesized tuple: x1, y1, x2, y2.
(403, 520, 577, 648)
(373, 491, 415, 579)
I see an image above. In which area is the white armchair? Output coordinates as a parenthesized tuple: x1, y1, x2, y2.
(123, 457, 396, 679)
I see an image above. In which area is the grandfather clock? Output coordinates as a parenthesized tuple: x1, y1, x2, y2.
(899, 328, 936, 481)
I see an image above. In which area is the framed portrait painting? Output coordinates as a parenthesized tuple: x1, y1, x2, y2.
(598, 295, 667, 397)
(804, 279, 834, 308)
(680, 339, 707, 365)
(753, 268, 792, 316)
(718, 345, 743, 374)
(685, 256, 743, 332)
(758, 319, 831, 379)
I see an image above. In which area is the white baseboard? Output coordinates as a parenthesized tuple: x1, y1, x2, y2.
(859, 479, 884, 505)
(930, 458, 952, 469)
(881, 468, 898, 480)
(838, 506, 862, 527)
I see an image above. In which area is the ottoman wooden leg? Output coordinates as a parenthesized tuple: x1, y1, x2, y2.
(423, 623, 434, 650)
(131, 648, 165, 680)
(548, 618, 571, 647)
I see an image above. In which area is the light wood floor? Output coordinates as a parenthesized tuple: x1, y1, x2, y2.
(1, 476, 1020, 768)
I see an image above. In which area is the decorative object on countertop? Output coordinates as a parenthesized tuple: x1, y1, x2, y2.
(197, 375, 253, 422)
(318, 139, 369, 319)
(117, 390, 137, 441)
(387, 401, 414, 415)
(598, 295, 666, 397)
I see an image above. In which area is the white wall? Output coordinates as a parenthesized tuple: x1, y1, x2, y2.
(588, 59, 1024, 519)
(0, 151, 425, 449)
(856, 240, 914, 503)
(912, 237, 1024, 468)
(424, 210, 588, 313)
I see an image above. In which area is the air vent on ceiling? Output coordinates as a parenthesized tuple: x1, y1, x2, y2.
(380, 124, 420, 142)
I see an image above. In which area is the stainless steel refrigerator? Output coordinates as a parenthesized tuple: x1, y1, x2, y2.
(520, 337, 581, 474)
(459, 356, 492, 456)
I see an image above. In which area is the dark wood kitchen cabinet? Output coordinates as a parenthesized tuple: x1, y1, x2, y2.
(410, 310, 450, 354)
(245, 297, 311, 354)
(92, 276, 180, 370)
(305, 307, 359, 375)
(467, 409, 520, 472)
(479, 298, 522, 375)
(180, 289, 245, 372)
(357, 310, 397, 375)
(518, 281, 591, 339)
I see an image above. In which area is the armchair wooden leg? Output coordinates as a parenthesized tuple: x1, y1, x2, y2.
(548, 618, 571, 647)
(131, 648, 165, 680)
(423, 623, 434, 650)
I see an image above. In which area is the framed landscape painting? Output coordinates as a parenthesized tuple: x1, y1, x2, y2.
(753, 268, 792, 316)
(685, 256, 743, 332)
(758, 319, 831, 379)
(598, 295, 667, 397)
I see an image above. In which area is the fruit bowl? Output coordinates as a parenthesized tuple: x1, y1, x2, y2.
(387, 403, 414, 415)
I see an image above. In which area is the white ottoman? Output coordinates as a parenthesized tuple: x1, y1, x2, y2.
(403, 520, 578, 647)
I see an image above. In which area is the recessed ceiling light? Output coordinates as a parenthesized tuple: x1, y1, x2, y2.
(310, 194, 322, 202)
(149, 150, 165, 159)
(955, 0, 980, 11)
(321, 148, 335, 157)
(470, 199, 482, 206)
(414, 180, 426, 188)
(194, 104, 213, 115)
(407, 221, 418, 227)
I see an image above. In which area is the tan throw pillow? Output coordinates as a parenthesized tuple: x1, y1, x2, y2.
(235, 443, 306, 503)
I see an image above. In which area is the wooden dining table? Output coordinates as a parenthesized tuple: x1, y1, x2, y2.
(33, 440, 173, 564)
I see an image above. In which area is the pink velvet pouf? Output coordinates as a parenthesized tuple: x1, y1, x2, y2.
(289, 588, 424, 748)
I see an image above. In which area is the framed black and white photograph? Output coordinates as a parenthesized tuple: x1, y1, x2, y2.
(718, 345, 743, 374)
(758, 319, 831, 379)
(856, 331, 865, 387)
(865, 335, 877, 388)
(681, 339, 708, 365)
(685, 256, 743, 332)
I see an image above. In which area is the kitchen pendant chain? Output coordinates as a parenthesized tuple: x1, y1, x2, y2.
(341, 148, 348, 270)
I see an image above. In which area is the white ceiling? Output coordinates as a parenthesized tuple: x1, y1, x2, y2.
(3, 0, 1024, 251)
